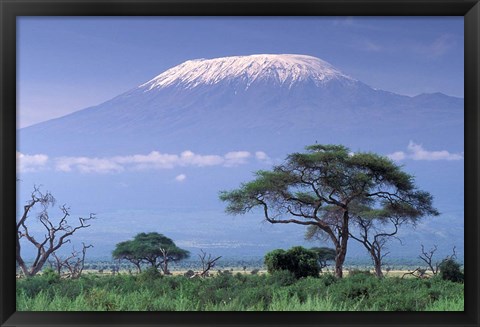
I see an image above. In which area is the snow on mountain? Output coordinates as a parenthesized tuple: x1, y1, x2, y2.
(140, 54, 355, 91)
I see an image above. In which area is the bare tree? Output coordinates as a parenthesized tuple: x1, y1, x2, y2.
(419, 244, 457, 276)
(403, 245, 457, 279)
(194, 249, 221, 278)
(349, 215, 408, 278)
(49, 243, 93, 278)
(419, 244, 440, 275)
(16, 187, 95, 277)
(402, 267, 427, 279)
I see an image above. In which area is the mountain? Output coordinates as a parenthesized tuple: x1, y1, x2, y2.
(19, 54, 463, 157)
(17, 54, 464, 261)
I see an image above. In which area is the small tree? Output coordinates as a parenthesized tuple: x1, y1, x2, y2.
(16, 186, 95, 277)
(264, 246, 319, 279)
(403, 245, 461, 280)
(348, 201, 437, 278)
(419, 245, 460, 277)
(112, 232, 189, 274)
(196, 249, 222, 277)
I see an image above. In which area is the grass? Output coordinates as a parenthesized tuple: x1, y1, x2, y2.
(16, 271, 464, 311)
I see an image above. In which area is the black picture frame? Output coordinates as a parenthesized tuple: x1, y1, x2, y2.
(1, 0, 478, 326)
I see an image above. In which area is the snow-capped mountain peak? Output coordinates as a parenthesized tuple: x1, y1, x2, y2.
(140, 54, 355, 91)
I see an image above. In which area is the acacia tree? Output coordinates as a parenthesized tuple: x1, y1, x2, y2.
(112, 232, 189, 274)
(309, 247, 336, 272)
(16, 187, 95, 277)
(112, 240, 144, 273)
(347, 201, 437, 278)
(220, 144, 437, 278)
(158, 244, 190, 275)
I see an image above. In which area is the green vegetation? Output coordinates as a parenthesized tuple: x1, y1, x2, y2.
(112, 232, 189, 274)
(16, 144, 462, 312)
(220, 144, 438, 278)
(264, 247, 320, 279)
(438, 258, 464, 283)
(16, 271, 463, 311)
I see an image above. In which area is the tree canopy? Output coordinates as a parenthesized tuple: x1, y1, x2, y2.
(309, 247, 336, 272)
(264, 246, 320, 279)
(220, 144, 438, 278)
(112, 232, 189, 274)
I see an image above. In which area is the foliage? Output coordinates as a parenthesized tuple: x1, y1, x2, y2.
(41, 268, 61, 283)
(438, 259, 464, 283)
(17, 271, 464, 311)
(220, 144, 438, 278)
(268, 270, 297, 286)
(112, 232, 189, 273)
(264, 246, 320, 279)
(138, 266, 163, 282)
(309, 247, 336, 271)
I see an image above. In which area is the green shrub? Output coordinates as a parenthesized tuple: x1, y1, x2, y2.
(264, 246, 319, 279)
(438, 259, 464, 283)
(288, 277, 325, 302)
(41, 268, 60, 284)
(138, 267, 162, 282)
(320, 273, 338, 287)
(268, 270, 297, 287)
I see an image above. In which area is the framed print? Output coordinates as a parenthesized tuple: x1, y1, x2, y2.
(1, 0, 479, 326)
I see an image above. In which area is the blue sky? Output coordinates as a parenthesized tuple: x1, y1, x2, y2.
(17, 16, 464, 128)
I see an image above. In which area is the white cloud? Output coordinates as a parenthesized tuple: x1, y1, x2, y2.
(20, 149, 269, 174)
(224, 151, 251, 167)
(255, 151, 268, 161)
(175, 174, 187, 182)
(179, 150, 225, 167)
(387, 151, 407, 161)
(55, 156, 124, 174)
(387, 141, 463, 161)
(255, 150, 274, 165)
(16, 152, 49, 173)
(52, 150, 257, 173)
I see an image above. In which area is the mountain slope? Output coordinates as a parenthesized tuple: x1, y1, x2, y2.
(19, 54, 463, 157)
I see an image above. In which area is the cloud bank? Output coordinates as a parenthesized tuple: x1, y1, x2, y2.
(387, 141, 463, 161)
(17, 149, 270, 174)
(16, 152, 49, 172)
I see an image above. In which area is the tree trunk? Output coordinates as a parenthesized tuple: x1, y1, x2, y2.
(373, 257, 384, 278)
(163, 260, 169, 274)
(334, 211, 350, 279)
(334, 251, 345, 278)
(134, 262, 142, 273)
